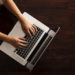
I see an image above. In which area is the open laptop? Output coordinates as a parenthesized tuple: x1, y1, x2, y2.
(0, 12, 60, 71)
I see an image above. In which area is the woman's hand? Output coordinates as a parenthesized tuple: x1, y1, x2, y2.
(7, 36, 28, 48)
(20, 16, 37, 38)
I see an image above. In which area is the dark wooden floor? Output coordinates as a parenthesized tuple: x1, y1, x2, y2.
(0, 0, 75, 74)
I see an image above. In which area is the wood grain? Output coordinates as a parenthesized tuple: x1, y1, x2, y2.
(0, 0, 75, 73)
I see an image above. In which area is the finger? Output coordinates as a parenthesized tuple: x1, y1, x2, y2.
(27, 30, 32, 38)
(32, 24, 37, 32)
(31, 26, 35, 34)
(19, 46, 25, 49)
(19, 43, 27, 47)
(14, 44, 23, 49)
(32, 25, 36, 33)
(19, 37, 25, 40)
(30, 28, 35, 36)
(20, 40, 28, 44)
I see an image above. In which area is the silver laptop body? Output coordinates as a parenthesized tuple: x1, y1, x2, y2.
(0, 12, 60, 71)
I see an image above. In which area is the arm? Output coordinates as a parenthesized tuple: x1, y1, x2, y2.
(0, 0, 28, 48)
(0, 32, 9, 42)
(3, 0, 23, 21)
(0, 0, 37, 48)
(3, 0, 37, 37)
(0, 32, 27, 48)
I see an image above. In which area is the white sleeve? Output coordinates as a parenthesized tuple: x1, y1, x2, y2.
(0, 0, 3, 5)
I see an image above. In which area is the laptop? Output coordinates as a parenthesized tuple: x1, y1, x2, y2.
(0, 12, 60, 71)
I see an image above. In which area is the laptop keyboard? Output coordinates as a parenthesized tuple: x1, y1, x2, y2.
(15, 26, 43, 59)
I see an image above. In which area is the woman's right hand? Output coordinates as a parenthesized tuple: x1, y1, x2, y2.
(7, 36, 28, 48)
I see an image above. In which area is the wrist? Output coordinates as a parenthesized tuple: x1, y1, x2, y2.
(18, 14, 27, 23)
(17, 13, 24, 22)
(4, 36, 11, 43)
(0, 32, 10, 42)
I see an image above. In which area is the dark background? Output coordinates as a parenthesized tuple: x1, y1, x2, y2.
(0, 0, 75, 74)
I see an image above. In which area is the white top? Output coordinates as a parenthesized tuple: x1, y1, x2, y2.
(0, 0, 3, 5)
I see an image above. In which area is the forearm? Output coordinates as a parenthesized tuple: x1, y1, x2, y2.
(0, 32, 9, 42)
(3, 0, 24, 22)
